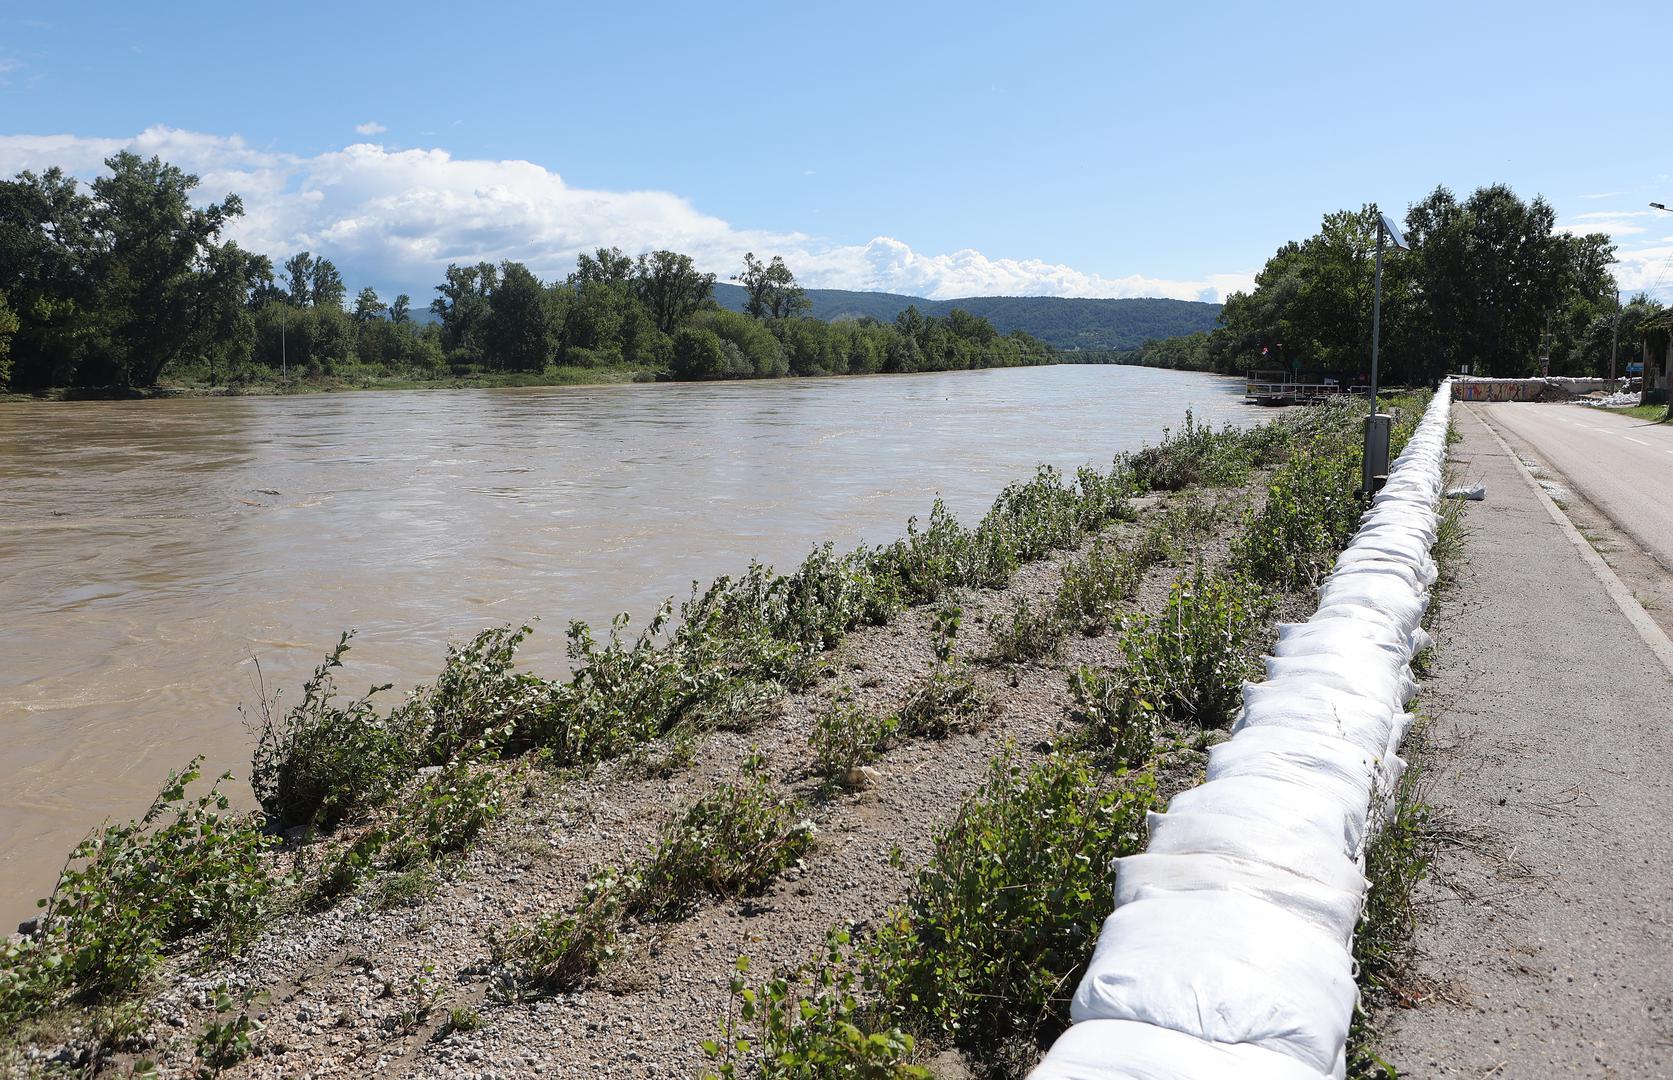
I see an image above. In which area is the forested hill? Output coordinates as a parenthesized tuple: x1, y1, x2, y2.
(710, 284, 1221, 351)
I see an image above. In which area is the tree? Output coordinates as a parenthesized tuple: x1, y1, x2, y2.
(480, 261, 553, 372)
(283, 252, 314, 306)
(734, 252, 811, 320)
(633, 250, 714, 334)
(389, 294, 411, 325)
(354, 286, 387, 323)
(569, 246, 634, 289)
(309, 258, 346, 310)
(0, 291, 17, 390)
(88, 152, 245, 386)
(430, 262, 498, 358)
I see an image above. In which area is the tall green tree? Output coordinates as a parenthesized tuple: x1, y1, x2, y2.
(389, 293, 411, 325)
(633, 250, 714, 334)
(354, 286, 387, 323)
(0, 291, 17, 390)
(480, 261, 553, 372)
(569, 246, 634, 288)
(283, 252, 314, 306)
(309, 258, 346, 310)
(87, 152, 246, 386)
(430, 262, 498, 358)
(735, 252, 811, 320)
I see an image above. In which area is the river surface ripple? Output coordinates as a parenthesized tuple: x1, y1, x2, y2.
(0, 364, 1267, 922)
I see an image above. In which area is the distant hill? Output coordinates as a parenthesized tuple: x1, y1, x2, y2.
(711, 283, 1221, 351)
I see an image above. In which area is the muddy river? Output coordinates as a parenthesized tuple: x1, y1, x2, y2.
(0, 364, 1269, 922)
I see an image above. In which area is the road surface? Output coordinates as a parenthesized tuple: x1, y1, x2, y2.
(1380, 405, 1673, 1077)
(1480, 402, 1673, 571)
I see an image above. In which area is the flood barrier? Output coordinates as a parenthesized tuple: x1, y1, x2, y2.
(1029, 382, 1454, 1080)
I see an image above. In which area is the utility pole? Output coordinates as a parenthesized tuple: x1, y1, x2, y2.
(281, 309, 288, 385)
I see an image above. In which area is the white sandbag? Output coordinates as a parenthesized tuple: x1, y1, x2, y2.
(1165, 774, 1370, 855)
(1207, 725, 1386, 801)
(1028, 1017, 1334, 1080)
(1262, 653, 1416, 709)
(1114, 851, 1364, 945)
(1070, 892, 1356, 1074)
(1145, 811, 1367, 894)
(1329, 550, 1436, 589)
(1275, 618, 1413, 660)
(1236, 678, 1400, 760)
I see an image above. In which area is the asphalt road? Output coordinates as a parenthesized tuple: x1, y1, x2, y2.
(1481, 402, 1673, 572)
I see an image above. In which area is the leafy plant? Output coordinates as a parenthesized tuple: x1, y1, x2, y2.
(196, 984, 266, 1073)
(0, 761, 274, 1028)
(810, 700, 899, 787)
(1066, 665, 1160, 768)
(1231, 431, 1362, 590)
(867, 751, 1157, 1059)
(987, 597, 1064, 663)
(701, 931, 928, 1080)
(249, 632, 410, 831)
(898, 665, 993, 739)
(1054, 540, 1144, 635)
(492, 868, 625, 998)
(1117, 567, 1267, 729)
(627, 757, 815, 921)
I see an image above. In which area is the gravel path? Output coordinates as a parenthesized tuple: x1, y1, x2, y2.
(1377, 405, 1673, 1077)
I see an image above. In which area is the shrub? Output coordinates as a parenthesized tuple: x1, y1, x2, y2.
(809, 700, 899, 785)
(1128, 411, 1259, 491)
(0, 761, 275, 1027)
(1231, 432, 1362, 590)
(987, 598, 1064, 663)
(492, 869, 624, 998)
(868, 751, 1157, 1057)
(626, 757, 815, 921)
(898, 665, 993, 739)
(701, 931, 928, 1080)
(1118, 567, 1266, 729)
(1054, 540, 1144, 634)
(406, 624, 557, 764)
(249, 632, 411, 831)
(1066, 665, 1159, 768)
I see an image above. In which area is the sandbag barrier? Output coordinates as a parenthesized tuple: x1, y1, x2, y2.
(1030, 383, 1453, 1080)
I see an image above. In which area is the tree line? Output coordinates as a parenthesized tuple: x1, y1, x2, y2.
(1110, 184, 1664, 383)
(0, 153, 1053, 393)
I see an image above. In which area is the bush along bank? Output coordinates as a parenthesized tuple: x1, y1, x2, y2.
(0, 395, 1424, 1078)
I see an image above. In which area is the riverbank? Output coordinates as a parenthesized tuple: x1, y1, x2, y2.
(1, 364, 658, 402)
(2, 395, 1433, 1078)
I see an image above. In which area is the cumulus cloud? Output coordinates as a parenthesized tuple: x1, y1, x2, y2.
(354, 121, 386, 135)
(0, 126, 1244, 301)
(1559, 207, 1673, 301)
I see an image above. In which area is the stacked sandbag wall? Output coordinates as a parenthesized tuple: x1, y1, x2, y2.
(1030, 382, 1453, 1080)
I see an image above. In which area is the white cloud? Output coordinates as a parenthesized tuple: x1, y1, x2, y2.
(0, 126, 1243, 302)
(354, 121, 386, 136)
(1559, 205, 1673, 301)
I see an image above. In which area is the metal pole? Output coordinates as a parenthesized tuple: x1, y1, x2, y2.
(281, 311, 287, 384)
(1370, 217, 1384, 417)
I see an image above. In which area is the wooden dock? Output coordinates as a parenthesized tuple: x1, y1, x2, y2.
(1244, 379, 1347, 405)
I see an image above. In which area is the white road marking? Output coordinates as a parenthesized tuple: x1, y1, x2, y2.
(1625, 436, 1651, 446)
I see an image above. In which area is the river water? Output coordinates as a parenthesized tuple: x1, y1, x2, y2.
(0, 365, 1265, 922)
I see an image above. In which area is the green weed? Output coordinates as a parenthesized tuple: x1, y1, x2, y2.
(1117, 567, 1267, 729)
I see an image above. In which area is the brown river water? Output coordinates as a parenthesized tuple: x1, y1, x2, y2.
(0, 364, 1267, 924)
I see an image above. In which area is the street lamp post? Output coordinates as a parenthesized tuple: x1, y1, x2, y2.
(1363, 210, 1410, 497)
(1651, 202, 1670, 416)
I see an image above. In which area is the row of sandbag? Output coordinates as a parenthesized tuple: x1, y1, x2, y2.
(1030, 384, 1454, 1080)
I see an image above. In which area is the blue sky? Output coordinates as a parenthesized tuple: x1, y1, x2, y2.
(2, 0, 1671, 303)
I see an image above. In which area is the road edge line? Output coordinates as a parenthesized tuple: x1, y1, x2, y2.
(1469, 402, 1673, 677)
